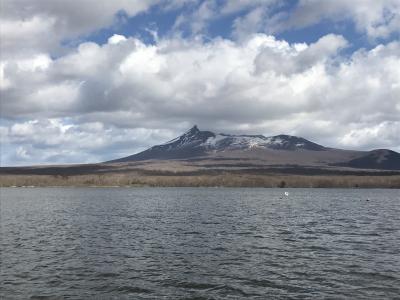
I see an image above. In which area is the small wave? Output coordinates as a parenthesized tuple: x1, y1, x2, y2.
(114, 285, 152, 294)
(163, 281, 221, 290)
(307, 245, 332, 251)
(96, 272, 119, 278)
(30, 296, 62, 300)
(218, 261, 242, 266)
(211, 247, 227, 251)
(245, 279, 308, 293)
(236, 232, 253, 235)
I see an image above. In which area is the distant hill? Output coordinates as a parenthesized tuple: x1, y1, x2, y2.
(335, 149, 400, 170)
(108, 125, 400, 171)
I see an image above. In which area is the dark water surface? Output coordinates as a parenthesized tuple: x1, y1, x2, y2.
(1, 188, 399, 299)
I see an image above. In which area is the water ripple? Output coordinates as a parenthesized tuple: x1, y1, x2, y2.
(1, 187, 399, 299)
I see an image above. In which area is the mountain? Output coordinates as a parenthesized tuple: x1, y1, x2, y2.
(336, 149, 400, 171)
(107, 125, 400, 171)
(108, 125, 325, 161)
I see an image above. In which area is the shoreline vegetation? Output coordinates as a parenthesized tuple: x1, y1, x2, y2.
(1, 173, 399, 188)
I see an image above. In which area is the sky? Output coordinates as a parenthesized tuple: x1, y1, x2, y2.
(1, 0, 399, 166)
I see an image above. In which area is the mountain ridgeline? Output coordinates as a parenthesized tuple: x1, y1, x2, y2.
(108, 126, 400, 171)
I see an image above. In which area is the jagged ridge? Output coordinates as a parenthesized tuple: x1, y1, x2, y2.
(109, 125, 326, 162)
(106, 125, 400, 170)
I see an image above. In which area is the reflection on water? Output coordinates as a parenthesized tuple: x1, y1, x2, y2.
(1, 187, 399, 299)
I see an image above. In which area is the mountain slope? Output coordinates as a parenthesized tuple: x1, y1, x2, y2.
(108, 125, 326, 163)
(110, 126, 214, 162)
(107, 126, 400, 171)
(335, 149, 400, 170)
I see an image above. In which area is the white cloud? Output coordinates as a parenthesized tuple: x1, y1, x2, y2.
(1, 32, 399, 165)
(1, 118, 177, 165)
(173, 0, 218, 34)
(16, 146, 30, 160)
(254, 34, 348, 75)
(108, 34, 128, 45)
(0, 0, 160, 57)
(339, 121, 400, 151)
(16, 54, 52, 72)
(0, 15, 58, 57)
(284, 0, 400, 40)
(173, 0, 279, 37)
(1, 1, 399, 165)
(0, 62, 12, 90)
(222, 0, 278, 15)
(232, 7, 266, 40)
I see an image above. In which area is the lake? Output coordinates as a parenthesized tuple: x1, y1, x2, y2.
(1, 188, 399, 299)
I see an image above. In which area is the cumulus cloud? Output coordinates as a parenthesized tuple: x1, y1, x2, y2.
(232, 7, 266, 40)
(0, 0, 198, 58)
(283, 0, 400, 40)
(173, 0, 279, 37)
(339, 121, 400, 150)
(1, 31, 399, 165)
(1, 119, 176, 165)
(108, 34, 128, 45)
(0, 0, 399, 165)
(254, 34, 348, 75)
(173, 0, 400, 41)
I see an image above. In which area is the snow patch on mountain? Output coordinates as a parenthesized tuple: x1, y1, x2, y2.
(201, 134, 312, 151)
(132, 126, 326, 160)
(203, 134, 226, 147)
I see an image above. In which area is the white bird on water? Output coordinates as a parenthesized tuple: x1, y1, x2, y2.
(284, 191, 289, 196)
